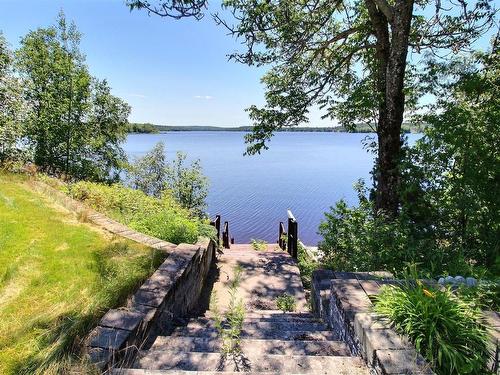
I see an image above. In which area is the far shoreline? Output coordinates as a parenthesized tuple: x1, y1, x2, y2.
(127, 123, 426, 134)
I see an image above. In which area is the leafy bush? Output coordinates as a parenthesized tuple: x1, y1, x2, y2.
(318, 181, 423, 274)
(374, 280, 490, 374)
(276, 293, 296, 312)
(67, 180, 213, 244)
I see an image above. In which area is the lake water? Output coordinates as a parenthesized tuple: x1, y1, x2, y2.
(124, 131, 420, 245)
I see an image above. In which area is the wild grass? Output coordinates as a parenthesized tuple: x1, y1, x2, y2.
(373, 274, 491, 375)
(65, 180, 214, 244)
(210, 266, 245, 356)
(250, 238, 268, 251)
(0, 172, 167, 374)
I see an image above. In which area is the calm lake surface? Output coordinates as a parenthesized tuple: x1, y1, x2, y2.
(124, 131, 420, 245)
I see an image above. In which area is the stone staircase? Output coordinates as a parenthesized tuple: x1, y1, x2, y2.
(111, 247, 370, 374)
(113, 310, 368, 374)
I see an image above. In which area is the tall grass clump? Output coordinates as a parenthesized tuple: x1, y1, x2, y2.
(374, 277, 491, 374)
(66, 181, 214, 244)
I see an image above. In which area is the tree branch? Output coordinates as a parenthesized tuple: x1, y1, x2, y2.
(372, 0, 394, 23)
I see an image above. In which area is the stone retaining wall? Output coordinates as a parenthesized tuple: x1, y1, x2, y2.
(312, 270, 434, 374)
(87, 238, 216, 371)
(312, 270, 500, 374)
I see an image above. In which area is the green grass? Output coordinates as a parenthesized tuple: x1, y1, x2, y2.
(0, 172, 167, 374)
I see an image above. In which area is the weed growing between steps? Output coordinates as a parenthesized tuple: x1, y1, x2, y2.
(251, 238, 268, 251)
(210, 266, 246, 362)
(276, 293, 296, 312)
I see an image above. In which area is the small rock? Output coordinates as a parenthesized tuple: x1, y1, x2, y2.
(445, 276, 455, 284)
(466, 277, 477, 287)
(454, 276, 465, 284)
(438, 277, 445, 285)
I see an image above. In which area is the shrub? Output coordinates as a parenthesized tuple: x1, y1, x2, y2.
(67, 181, 213, 244)
(126, 142, 209, 218)
(374, 279, 490, 374)
(318, 181, 420, 274)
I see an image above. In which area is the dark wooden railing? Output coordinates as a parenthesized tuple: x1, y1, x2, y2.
(222, 221, 230, 249)
(277, 210, 298, 258)
(209, 214, 221, 245)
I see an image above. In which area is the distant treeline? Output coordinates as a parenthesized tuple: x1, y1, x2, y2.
(127, 122, 426, 134)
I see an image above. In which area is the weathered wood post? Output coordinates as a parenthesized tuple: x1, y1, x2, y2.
(287, 210, 298, 259)
(210, 215, 221, 245)
(222, 221, 230, 249)
(278, 221, 286, 250)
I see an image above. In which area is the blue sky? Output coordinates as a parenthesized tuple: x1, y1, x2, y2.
(1, 0, 496, 127)
(0, 0, 332, 127)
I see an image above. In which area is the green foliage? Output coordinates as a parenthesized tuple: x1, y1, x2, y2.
(127, 122, 159, 133)
(318, 45, 500, 277)
(67, 180, 213, 244)
(11, 12, 130, 181)
(211, 266, 245, 356)
(374, 278, 490, 374)
(400, 46, 500, 272)
(0, 33, 28, 164)
(127, 141, 168, 198)
(166, 151, 209, 218)
(318, 181, 416, 274)
(276, 293, 296, 312)
(126, 141, 209, 217)
(250, 238, 267, 251)
(297, 242, 319, 291)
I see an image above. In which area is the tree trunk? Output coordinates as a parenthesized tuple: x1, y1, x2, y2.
(368, 0, 414, 218)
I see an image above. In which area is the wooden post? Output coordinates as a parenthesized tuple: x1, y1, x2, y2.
(287, 217, 298, 258)
(278, 221, 285, 250)
(215, 215, 220, 243)
(210, 215, 221, 245)
(222, 221, 230, 249)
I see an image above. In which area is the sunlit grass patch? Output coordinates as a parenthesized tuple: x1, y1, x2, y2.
(0, 172, 167, 374)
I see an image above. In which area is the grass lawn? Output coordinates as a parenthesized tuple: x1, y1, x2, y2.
(0, 172, 167, 374)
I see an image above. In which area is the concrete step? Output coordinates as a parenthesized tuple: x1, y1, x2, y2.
(186, 319, 328, 332)
(133, 351, 369, 374)
(171, 326, 339, 341)
(151, 336, 351, 356)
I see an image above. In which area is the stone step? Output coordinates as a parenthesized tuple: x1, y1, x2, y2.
(186, 319, 328, 332)
(112, 370, 280, 375)
(234, 310, 315, 318)
(151, 336, 351, 356)
(171, 326, 339, 341)
(133, 351, 369, 374)
(203, 313, 322, 323)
